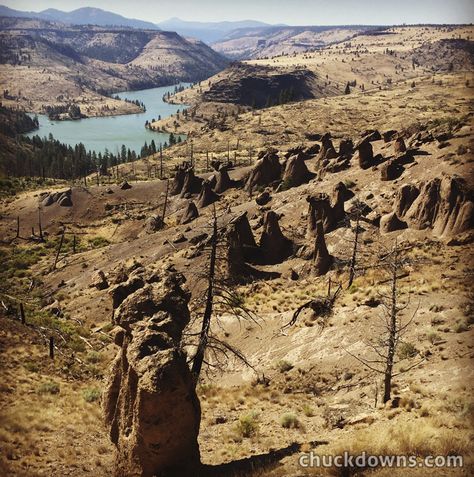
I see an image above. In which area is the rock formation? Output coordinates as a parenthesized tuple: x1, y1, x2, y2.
(245, 149, 282, 192)
(313, 220, 333, 276)
(255, 190, 271, 206)
(103, 268, 201, 477)
(213, 167, 236, 194)
(170, 163, 188, 196)
(394, 137, 407, 153)
(90, 270, 109, 290)
(338, 138, 354, 157)
(401, 176, 474, 238)
(307, 194, 335, 235)
(317, 133, 338, 161)
(180, 201, 199, 224)
(356, 138, 375, 169)
(259, 211, 292, 264)
(197, 180, 220, 208)
(307, 182, 351, 236)
(282, 153, 313, 188)
(180, 168, 203, 197)
(394, 184, 420, 217)
(380, 212, 408, 233)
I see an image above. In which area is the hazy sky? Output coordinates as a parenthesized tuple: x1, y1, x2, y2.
(3, 0, 474, 25)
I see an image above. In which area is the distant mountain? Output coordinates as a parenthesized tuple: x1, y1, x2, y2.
(212, 25, 386, 59)
(156, 17, 275, 43)
(0, 5, 159, 30)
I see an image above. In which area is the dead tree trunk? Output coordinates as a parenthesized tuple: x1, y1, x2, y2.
(162, 179, 169, 223)
(348, 213, 360, 288)
(19, 302, 26, 324)
(52, 228, 66, 270)
(49, 336, 54, 359)
(383, 243, 398, 403)
(191, 207, 218, 382)
(38, 206, 44, 241)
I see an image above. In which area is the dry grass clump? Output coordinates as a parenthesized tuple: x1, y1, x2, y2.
(280, 413, 300, 429)
(313, 417, 473, 476)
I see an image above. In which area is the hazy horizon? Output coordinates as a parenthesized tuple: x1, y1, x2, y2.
(2, 0, 474, 26)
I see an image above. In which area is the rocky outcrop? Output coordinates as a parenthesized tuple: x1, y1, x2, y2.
(119, 181, 132, 190)
(282, 153, 313, 188)
(103, 269, 201, 477)
(180, 201, 199, 224)
(380, 212, 407, 233)
(245, 150, 282, 192)
(41, 189, 73, 207)
(197, 180, 220, 208)
(313, 220, 333, 276)
(259, 211, 292, 264)
(356, 138, 375, 169)
(401, 176, 474, 238)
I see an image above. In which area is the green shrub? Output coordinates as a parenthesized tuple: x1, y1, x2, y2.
(37, 381, 60, 395)
(398, 342, 418, 360)
(236, 412, 259, 438)
(280, 413, 300, 428)
(83, 387, 101, 403)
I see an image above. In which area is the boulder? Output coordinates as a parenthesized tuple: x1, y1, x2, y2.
(380, 160, 404, 181)
(255, 190, 271, 206)
(145, 215, 164, 233)
(58, 195, 73, 207)
(103, 269, 200, 477)
(119, 181, 132, 190)
(383, 130, 398, 142)
(42, 194, 54, 207)
(361, 129, 381, 142)
(313, 221, 333, 276)
(380, 212, 408, 233)
(259, 211, 292, 264)
(180, 201, 199, 225)
(394, 137, 406, 153)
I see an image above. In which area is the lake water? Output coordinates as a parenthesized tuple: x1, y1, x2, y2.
(26, 84, 190, 154)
